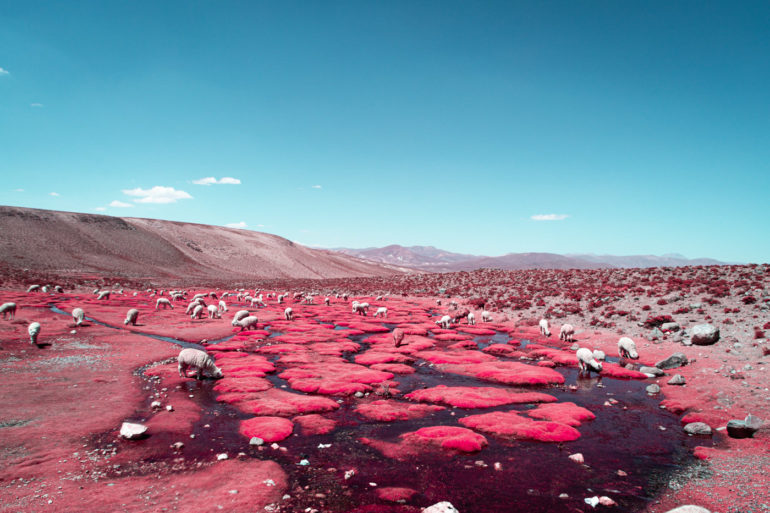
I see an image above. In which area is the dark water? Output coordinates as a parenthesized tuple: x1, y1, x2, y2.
(66, 305, 709, 512)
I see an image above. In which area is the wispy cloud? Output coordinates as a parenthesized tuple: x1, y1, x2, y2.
(225, 221, 248, 229)
(311, 185, 322, 189)
(49, 192, 60, 197)
(94, 207, 106, 212)
(122, 186, 193, 204)
(193, 176, 241, 185)
(109, 200, 133, 208)
(257, 224, 265, 227)
(531, 214, 569, 221)
(14, 188, 24, 192)
(30, 103, 43, 108)
(0, 68, 9, 75)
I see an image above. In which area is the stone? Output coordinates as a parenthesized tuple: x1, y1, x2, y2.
(249, 437, 265, 446)
(684, 422, 712, 435)
(689, 303, 703, 310)
(691, 324, 720, 345)
(726, 415, 762, 439)
(646, 384, 661, 394)
(568, 453, 584, 464)
(119, 422, 148, 440)
(668, 374, 686, 385)
(423, 501, 460, 513)
(650, 328, 664, 340)
(656, 353, 688, 370)
(640, 366, 665, 377)
(661, 322, 680, 332)
(664, 506, 711, 513)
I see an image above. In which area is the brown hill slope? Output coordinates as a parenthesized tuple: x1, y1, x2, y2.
(0, 206, 407, 283)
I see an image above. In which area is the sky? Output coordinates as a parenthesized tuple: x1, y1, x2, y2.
(1, 1, 768, 263)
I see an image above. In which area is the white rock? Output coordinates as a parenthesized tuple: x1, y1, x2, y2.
(120, 422, 148, 440)
(568, 453, 584, 464)
(423, 502, 460, 513)
(585, 496, 600, 508)
(217, 453, 228, 461)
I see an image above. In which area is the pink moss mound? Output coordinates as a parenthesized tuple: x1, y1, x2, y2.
(293, 414, 337, 435)
(415, 350, 497, 365)
(225, 388, 340, 416)
(239, 416, 294, 442)
(370, 363, 416, 374)
(526, 402, 596, 426)
(600, 363, 648, 380)
(443, 361, 566, 386)
(456, 327, 497, 336)
(213, 377, 272, 394)
(405, 385, 557, 409)
(279, 362, 394, 396)
(355, 400, 445, 422)
(361, 426, 488, 460)
(482, 344, 524, 358)
(460, 411, 581, 442)
(355, 351, 414, 365)
(376, 487, 418, 502)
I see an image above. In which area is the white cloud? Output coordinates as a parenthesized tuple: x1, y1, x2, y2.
(94, 207, 106, 212)
(30, 103, 43, 108)
(14, 188, 24, 192)
(109, 200, 133, 208)
(193, 176, 241, 185)
(49, 192, 60, 196)
(0, 68, 9, 75)
(225, 221, 248, 229)
(311, 185, 322, 189)
(257, 224, 265, 227)
(531, 214, 569, 221)
(122, 186, 193, 204)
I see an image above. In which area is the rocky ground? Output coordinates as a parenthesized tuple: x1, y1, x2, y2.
(0, 264, 767, 512)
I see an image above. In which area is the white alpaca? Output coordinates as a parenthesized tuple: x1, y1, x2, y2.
(618, 337, 639, 359)
(325, 297, 330, 306)
(373, 307, 388, 318)
(191, 304, 204, 320)
(576, 347, 603, 374)
(467, 312, 476, 325)
(72, 307, 85, 326)
(231, 310, 250, 326)
(27, 284, 40, 293)
(207, 304, 221, 319)
(124, 308, 139, 326)
(539, 319, 551, 337)
(284, 307, 294, 320)
(177, 348, 223, 380)
(156, 298, 173, 310)
(235, 315, 259, 331)
(0, 302, 17, 320)
(97, 291, 110, 300)
(435, 315, 451, 329)
(481, 311, 493, 323)
(28, 322, 41, 344)
(218, 300, 228, 313)
(559, 324, 575, 342)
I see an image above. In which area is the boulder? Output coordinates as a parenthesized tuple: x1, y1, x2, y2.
(691, 324, 720, 345)
(726, 414, 762, 439)
(664, 506, 711, 513)
(656, 353, 688, 370)
(661, 322, 680, 332)
(120, 422, 148, 440)
(683, 422, 712, 436)
(668, 374, 686, 385)
(646, 384, 661, 394)
(650, 328, 664, 340)
(424, 502, 460, 513)
(640, 366, 665, 377)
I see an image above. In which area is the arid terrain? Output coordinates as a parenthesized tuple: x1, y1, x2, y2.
(0, 261, 767, 513)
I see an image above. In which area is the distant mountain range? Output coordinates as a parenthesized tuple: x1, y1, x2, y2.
(333, 245, 729, 271)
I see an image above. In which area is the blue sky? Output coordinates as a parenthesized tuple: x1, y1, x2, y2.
(1, 1, 768, 262)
